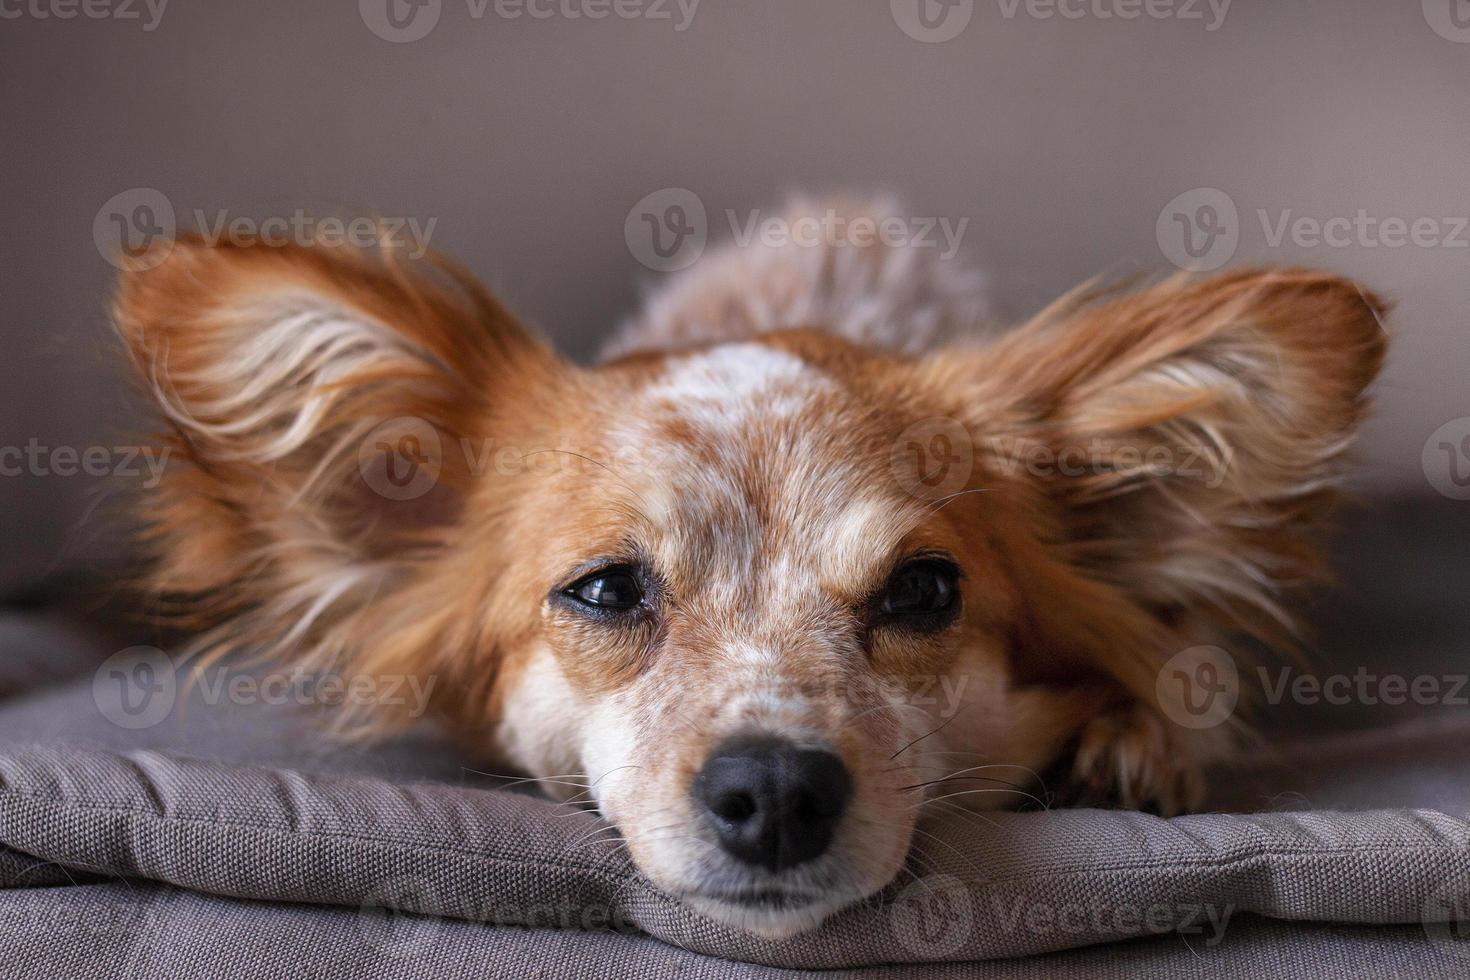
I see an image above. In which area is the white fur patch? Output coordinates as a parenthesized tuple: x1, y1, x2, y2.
(495, 645, 586, 796)
(641, 342, 829, 428)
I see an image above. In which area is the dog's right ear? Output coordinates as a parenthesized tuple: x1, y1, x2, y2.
(114, 235, 558, 642)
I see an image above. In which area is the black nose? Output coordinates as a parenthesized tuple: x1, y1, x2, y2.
(692, 736, 852, 872)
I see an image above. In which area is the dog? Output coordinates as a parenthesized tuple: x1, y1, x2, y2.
(112, 199, 1386, 938)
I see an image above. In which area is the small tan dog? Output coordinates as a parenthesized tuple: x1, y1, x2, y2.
(114, 201, 1385, 937)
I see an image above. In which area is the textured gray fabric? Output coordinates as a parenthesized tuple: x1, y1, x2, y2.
(4, 637, 1470, 973)
(0, 882, 1466, 979)
(2, 743, 1470, 969)
(0, 654, 488, 785)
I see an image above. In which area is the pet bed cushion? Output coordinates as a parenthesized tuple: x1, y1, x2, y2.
(2, 666, 1470, 970)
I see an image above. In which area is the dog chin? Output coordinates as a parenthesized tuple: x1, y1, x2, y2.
(682, 889, 853, 939)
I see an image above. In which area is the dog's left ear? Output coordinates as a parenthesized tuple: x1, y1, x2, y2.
(115, 236, 557, 591)
(926, 268, 1388, 807)
(114, 237, 562, 728)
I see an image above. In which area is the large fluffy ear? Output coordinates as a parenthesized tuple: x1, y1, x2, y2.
(930, 269, 1388, 807)
(114, 236, 556, 714)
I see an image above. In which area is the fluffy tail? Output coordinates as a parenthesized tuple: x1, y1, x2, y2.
(602, 195, 997, 360)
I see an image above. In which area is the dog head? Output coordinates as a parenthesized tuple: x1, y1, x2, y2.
(114, 235, 1385, 936)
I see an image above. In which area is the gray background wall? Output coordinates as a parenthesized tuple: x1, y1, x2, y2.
(2, 0, 1468, 595)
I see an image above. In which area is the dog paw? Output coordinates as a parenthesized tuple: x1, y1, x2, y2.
(1056, 701, 1204, 815)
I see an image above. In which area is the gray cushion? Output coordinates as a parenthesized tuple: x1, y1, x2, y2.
(3, 740, 1470, 969)
(1, 881, 1464, 979)
(3, 649, 1470, 971)
(0, 652, 486, 785)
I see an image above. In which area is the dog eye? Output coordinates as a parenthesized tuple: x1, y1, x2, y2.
(876, 559, 959, 625)
(564, 567, 644, 611)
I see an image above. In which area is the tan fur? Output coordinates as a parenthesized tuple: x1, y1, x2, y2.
(112, 204, 1387, 937)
